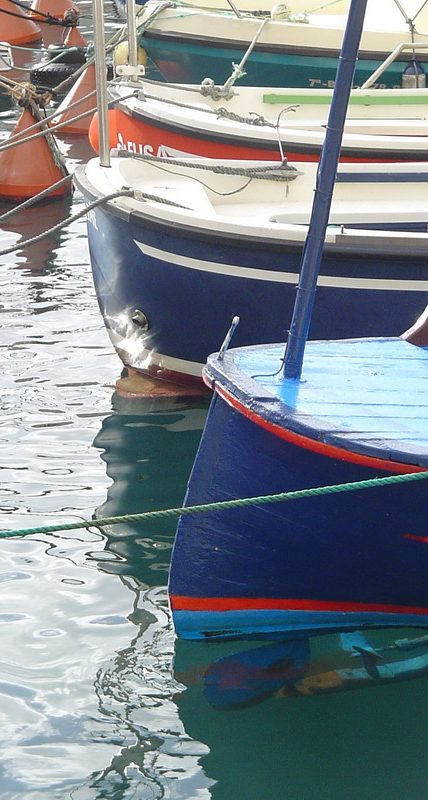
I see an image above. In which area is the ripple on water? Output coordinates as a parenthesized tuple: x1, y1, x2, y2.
(0, 71, 213, 794)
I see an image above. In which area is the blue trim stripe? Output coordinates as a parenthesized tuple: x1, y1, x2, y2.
(336, 172, 428, 183)
(173, 608, 428, 640)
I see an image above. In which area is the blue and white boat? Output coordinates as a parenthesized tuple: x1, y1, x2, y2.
(167, 0, 428, 641)
(74, 153, 428, 386)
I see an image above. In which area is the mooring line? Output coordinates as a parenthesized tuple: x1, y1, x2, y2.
(0, 189, 133, 257)
(1, 470, 428, 539)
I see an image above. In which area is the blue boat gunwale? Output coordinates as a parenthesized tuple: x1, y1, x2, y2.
(203, 337, 428, 470)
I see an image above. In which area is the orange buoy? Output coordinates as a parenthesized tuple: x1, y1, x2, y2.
(0, 105, 72, 201)
(29, 0, 79, 20)
(52, 63, 96, 134)
(88, 109, 119, 154)
(0, 0, 42, 44)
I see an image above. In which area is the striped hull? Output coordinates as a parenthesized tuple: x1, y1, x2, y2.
(81, 200, 428, 383)
(169, 392, 428, 640)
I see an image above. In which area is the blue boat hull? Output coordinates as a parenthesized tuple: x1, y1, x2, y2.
(82, 201, 428, 383)
(169, 393, 428, 639)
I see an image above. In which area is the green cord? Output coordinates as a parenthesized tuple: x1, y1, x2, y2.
(1, 469, 428, 539)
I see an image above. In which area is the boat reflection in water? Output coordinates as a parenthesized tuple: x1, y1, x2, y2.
(84, 392, 214, 799)
(175, 629, 428, 710)
(92, 390, 209, 581)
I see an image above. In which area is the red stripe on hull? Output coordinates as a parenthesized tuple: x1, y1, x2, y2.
(170, 594, 428, 616)
(404, 533, 428, 543)
(213, 384, 424, 475)
(111, 110, 403, 163)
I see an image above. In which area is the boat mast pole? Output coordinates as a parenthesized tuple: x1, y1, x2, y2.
(127, 0, 139, 75)
(92, 0, 110, 167)
(282, 0, 368, 380)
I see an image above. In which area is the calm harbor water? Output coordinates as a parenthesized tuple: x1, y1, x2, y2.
(1, 4, 428, 798)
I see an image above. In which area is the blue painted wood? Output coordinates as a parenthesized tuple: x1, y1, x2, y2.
(165, 0, 428, 640)
(78, 197, 428, 383)
(168, 368, 428, 639)
(207, 338, 428, 465)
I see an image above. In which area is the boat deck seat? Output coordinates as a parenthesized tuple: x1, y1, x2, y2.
(143, 178, 215, 215)
(217, 202, 298, 221)
(269, 200, 428, 226)
(220, 201, 416, 225)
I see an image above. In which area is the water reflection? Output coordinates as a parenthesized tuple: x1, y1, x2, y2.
(174, 628, 428, 800)
(70, 577, 214, 800)
(176, 630, 428, 710)
(93, 392, 209, 583)
(92, 395, 428, 800)
(0, 196, 75, 271)
(69, 395, 216, 798)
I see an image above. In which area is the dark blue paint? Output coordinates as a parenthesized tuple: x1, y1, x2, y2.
(169, 388, 428, 638)
(169, 336, 428, 639)
(336, 172, 428, 183)
(85, 204, 428, 376)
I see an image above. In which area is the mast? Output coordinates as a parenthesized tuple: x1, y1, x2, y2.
(92, 0, 110, 167)
(283, 0, 368, 380)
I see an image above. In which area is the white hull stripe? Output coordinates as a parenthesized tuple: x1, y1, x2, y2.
(135, 241, 428, 292)
(109, 329, 203, 376)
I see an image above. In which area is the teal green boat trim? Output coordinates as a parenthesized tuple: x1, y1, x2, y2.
(140, 34, 414, 89)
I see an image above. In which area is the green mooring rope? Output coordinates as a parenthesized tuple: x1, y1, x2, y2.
(1, 470, 428, 539)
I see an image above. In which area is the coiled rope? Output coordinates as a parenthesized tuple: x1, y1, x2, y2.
(1, 470, 428, 538)
(130, 84, 274, 128)
(131, 83, 281, 127)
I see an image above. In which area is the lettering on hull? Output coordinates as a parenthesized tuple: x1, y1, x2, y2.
(116, 132, 194, 159)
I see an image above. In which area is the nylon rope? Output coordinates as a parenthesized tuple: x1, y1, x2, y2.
(132, 85, 277, 126)
(115, 149, 299, 179)
(0, 90, 138, 155)
(0, 186, 192, 256)
(0, 190, 132, 257)
(1, 470, 428, 538)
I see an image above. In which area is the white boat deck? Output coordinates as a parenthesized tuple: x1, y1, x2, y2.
(216, 199, 428, 225)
